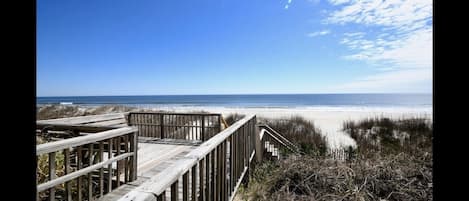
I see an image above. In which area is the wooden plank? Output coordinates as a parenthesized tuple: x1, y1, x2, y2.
(38, 113, 127, 125)
(38, 152, 134, 192)
(183, 172, 189, 201)
(88, 143, 94, 201)
(171, 181, 178, 201)
(108, 139, 113, 193)
(130, 132, 138, 181)
(157, 191, 166, 201)
(36, 123, 117, 133)
(117, 138, 121, 187)
(64, 149, 72, 201)
(78, 146, 83, 201)
(37, 127, 138, 155)
(199, 158, 205, 201)
(191, 165, 196, 201)
(125, 136, 129, 183)
(184, 115, 255, 159)
(48, 152, 56, 201)
(210, 150, 215, 201)
(86, 118, 128, 127)
(160, 114, 164, 139)
(130, 112, 220, 116)
(100, 141, 104, 197)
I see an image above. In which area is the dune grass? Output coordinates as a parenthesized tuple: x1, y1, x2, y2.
(238, 116, 433, 201)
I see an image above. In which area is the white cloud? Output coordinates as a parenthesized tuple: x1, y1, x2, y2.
(332, 68, 432, 92)
(307, 30, 331, 37)
(324, 0, 432, 92)
(285, 0, 293, 9)
(328, 0, 351, 5)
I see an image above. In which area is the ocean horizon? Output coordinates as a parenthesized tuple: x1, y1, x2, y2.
(37, 93, 432, 110)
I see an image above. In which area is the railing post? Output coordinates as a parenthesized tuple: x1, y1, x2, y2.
(201, 116, 205, 141)
(160, 114, 165, 139)
(255, 124, 263, 163)
(130, 131, 138, 181)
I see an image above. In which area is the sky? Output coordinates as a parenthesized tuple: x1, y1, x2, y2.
(37, 0, 432, 96)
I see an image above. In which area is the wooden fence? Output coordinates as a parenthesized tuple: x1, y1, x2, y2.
(119, 115, 257, 201)
(36, 127, 138, 201)
(127, 112, 222, 141)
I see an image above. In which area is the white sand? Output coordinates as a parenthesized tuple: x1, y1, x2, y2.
(138, 105, 432, 149)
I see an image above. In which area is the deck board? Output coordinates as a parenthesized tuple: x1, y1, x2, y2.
(98, 142, 197, 201)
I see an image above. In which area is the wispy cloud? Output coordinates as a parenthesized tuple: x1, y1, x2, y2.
(285, 0, 293, 9)
(328, 0, 350, 5)
(324, 0, 432, 92)
(307, 30, 331, 37)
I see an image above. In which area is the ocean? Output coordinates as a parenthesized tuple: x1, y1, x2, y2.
(37, 94, 432, 109)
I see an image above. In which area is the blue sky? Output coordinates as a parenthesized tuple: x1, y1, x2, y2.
(37, 0, 432, 96)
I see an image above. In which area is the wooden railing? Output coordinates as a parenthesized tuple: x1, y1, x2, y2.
(119, 115, 257, 201)
(258, 125, 303, 158)
(36, 127, 138, 201)
(127, 112, 222, 141)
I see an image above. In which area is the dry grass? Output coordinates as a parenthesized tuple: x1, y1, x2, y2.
(238, 116, 433, 201)
(260, 116, 327, 156)
(224, 113, 246, 126)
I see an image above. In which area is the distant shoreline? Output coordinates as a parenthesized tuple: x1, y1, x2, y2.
(37, 104, 431, 149)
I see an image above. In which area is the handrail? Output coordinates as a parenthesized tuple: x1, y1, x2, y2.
(128, 112, 223, 141)
(37, 152, 134, 192)
(37, 112, 128, 124)
(118, 115, 257, 201)
(260, 129, 296, 154)
(37, 127, 138, 155)
(258, 124, 299, 149)
(258, 124, 302, 155)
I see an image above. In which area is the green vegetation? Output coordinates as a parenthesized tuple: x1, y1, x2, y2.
(260, 116, 327, 156)
(238, 116, 433, 201)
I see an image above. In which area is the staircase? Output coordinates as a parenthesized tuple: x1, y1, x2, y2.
(258, 124, 302, 160)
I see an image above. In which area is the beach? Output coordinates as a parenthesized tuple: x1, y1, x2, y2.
(125, 105, 433, 149)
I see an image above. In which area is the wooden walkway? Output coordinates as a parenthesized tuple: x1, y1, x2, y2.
(99, 142, 198, 201)
(36, 112, 294, 201)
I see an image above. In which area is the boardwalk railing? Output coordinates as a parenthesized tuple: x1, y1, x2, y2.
(258, 124, 302, 155)
(36, 126, 138, 201)
(127, 112, 222, 141)
(119, 115, 257, 201)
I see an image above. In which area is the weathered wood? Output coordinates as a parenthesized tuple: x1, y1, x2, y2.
(125, 135, 129, 183)
(37, 127, 138, 155)
(88, 143, 94, 201)
(64, 149, 72, 201)
(108, 139, 113, 193)
(160, 114, 165, 139)
(157, 191, 165, 201)
(131, 132, 138, 181)
(201, 117, 205, 141)
(48, 152, 56, 201)
(116, 115, 257, 201)
(100, 141, 105, 197)
(171, 180, 178, 201)
(38, 113, 127, 125)
(191, 165, 196, 201)
(78, 146, 83, 201)
(37, 123, 117, 133)
(205, 155, 209, 201)
(199, 158, 205, 201)
(183, 172, 189, 201)
(117, 137, 121, 187)
(38, 152, 134, 192)
(87, 118, 128, 127)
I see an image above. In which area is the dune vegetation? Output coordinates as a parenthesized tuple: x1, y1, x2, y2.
(237, 116, 432, 201)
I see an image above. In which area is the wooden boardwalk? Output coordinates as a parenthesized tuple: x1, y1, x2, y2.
(99, 142, 198, 201)
(36, 112, 295, 201)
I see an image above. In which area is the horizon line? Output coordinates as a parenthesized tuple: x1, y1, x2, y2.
(37, 92, 433, 98)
